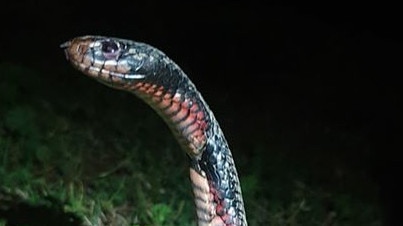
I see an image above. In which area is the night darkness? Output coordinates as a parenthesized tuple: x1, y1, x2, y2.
(1, 1, 401, 225)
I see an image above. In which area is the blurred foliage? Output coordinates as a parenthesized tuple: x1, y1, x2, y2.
(0, 62, 382, 225)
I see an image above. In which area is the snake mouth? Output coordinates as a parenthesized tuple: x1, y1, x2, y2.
(60, 41, 72, 60)
(60, 41, 71, 49)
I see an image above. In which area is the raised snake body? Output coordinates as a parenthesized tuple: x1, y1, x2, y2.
(61, 36, 247, 226)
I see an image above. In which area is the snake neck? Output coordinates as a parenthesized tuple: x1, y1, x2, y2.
(130, 72, 247, 225)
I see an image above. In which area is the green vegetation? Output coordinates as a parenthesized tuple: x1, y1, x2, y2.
(0, 62, 382, 225)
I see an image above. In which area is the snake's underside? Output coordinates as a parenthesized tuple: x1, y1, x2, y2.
(61, 36, 247, 226)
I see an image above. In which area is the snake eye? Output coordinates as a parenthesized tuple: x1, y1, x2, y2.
(100, 40, 123, 59)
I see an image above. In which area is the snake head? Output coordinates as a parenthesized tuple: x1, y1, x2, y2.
(61, 36, 174, 90)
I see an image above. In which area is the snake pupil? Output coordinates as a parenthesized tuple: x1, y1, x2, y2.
(101, 40, 119, 53)
(100, 40, 125, 59)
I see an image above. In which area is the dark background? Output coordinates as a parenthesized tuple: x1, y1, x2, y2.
(1, 1, 401, 225)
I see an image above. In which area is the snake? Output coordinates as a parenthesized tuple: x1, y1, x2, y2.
(61, 36, 248, 226)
